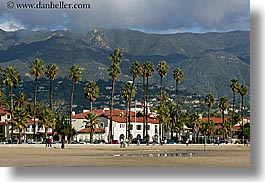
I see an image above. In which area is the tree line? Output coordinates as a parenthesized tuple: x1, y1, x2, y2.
(0, 48, 249, 146)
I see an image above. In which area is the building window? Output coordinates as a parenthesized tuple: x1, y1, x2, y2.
(120, 124, 125, 128)
(129, 125, 133, 130)
(7, 115, 11, 119)
(147, 125, 150, 130)
(136, 125, 142, 130)
(100, 122, 104, 128)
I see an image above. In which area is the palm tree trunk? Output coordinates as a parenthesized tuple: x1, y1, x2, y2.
(208, 107, 210, 122)
(49, 79, 53, 110)
(109, 78, 115, 143)
(125, 101, 128, 139)
(241, 95, 244, 143)
(128, 77, 135, 141)
(142, 77, 146, 139)
(33, 77, 38, 140)
(18, 129, 21, 144)
(159, 77, 162, 143)
(145, 77, 149, 143)
(69, 81, 74, 143)
(89, 100, 93, 112)
(232, 92, 235, 138)
(222, 111, 225, 139)
(9, 86, 14, 139)
(90, 128, 93, 143)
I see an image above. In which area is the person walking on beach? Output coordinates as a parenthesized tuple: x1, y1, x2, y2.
(45, 136, 49, 147)
(49, 136, 52, 147)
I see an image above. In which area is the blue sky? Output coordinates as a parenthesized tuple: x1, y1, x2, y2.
(0, 0, 250, 33)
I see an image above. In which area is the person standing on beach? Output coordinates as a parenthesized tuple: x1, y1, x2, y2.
(49, 136, 52, 147)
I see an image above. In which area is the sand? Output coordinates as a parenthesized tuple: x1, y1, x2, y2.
(0, 144, 250, 167)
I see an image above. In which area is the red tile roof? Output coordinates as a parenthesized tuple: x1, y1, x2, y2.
(72, 110, 104, 119)
(73, 109, 159, 124)
(201, 117, 228, 124)
(77, 128, 105, 133)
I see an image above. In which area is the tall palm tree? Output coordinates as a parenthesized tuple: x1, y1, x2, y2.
(108, 48, 122, 143)
(68, 65, 82, 142)
(142, 61, 155, 142)
(13, 108, 28, 144)
(230, 78, 240, 122)
(239, 84, 248, 142)
(218, 96, 229, 138)
(157, 61, 169, 142)
(230, 78, 240, 138)
(204, 93, 215, 123)
(84, 112, 100, 144)
(45, 63, 59, 111)
(172, 68, 184, 109)
(2, 66, 21, 139)
(129, 61, 141, 139)
(30, 58, 45, 139)
(157, 61, 169, 104)
(84, 81, 99, 112)
(139, 62, 146, 139)
(121, 82, 135, 139)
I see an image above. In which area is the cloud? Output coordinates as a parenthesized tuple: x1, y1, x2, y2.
(0, 0, 250, 33)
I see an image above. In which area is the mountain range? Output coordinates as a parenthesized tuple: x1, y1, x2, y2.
(0, 28, 250, 99)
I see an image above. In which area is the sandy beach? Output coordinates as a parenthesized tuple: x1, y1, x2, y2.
(0, 144, 250, 167)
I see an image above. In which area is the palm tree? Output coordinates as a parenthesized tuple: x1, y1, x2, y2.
(201, 120, 215, 146)
(2, 66, 20, 139)
(107, 63, 121, 143)
(121, 82, 135, 139)
(218, 96, 229, 139)
(230, 78, 240, 138)
(204, 93, 215, 123)
(222, 119, 233, 142)
(172, 68, 184, 109)
(84, 81, 99, 112)
(168, 101, 178, 140)
(230, 78, 240, 122)
(30, 58, 45, 139)
(68, 65, 82, 142)
(14, 92, 27, 109)
(13, 108, 28, 144)
(190, 112, 201, 144)
(142, 61, 155, 142)
(157, 61, 169, 142)
(129, 61, 141, 138)
(45, 63, 59, 110)
(239, 84, 248, 142)
(84, 112, 100, 144)
(109, 48, 123, 65)
(157, 90, 169, 142)
(157, 102, 170, 143)
(108, 48, 123, 143)
(38, 108, 54, 141)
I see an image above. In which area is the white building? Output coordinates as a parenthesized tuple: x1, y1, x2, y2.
(72, 109, 159, 143)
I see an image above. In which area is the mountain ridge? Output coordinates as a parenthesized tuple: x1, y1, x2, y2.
(0, 28, 250, 99)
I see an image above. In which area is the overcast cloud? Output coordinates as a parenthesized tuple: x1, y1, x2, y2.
(0, 0, 250, 33)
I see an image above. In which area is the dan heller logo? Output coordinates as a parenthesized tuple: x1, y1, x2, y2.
(6, 1, 91, 10)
